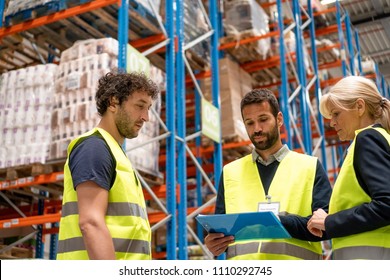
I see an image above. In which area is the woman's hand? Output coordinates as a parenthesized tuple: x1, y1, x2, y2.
(307, 208, 328, 237)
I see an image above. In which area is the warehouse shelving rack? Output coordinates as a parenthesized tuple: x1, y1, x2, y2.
(173, 0, 223, 260)
(223, 0, 389, 185)
(1, 0, 389, 261)
(218, 0, 329, 168)
(0, 0, 225, 260)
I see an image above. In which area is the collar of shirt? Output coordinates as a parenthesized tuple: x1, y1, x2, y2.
(251, 144, 290, 166)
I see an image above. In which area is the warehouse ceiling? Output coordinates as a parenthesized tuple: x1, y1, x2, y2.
(1, 0, 390, 83)
(323, 0, 390, 82)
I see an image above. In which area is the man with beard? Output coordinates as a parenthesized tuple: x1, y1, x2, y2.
(204, 88, 332, 260)
(57, 71, 159, 260)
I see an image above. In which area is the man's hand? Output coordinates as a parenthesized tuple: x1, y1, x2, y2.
(204, 233, 234, 256)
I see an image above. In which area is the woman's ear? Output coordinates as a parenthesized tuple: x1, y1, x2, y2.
(356, 98, 366, 117)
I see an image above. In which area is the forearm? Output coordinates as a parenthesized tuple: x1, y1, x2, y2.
(80, 222, 116, 260)
(280, 215, 328, 241)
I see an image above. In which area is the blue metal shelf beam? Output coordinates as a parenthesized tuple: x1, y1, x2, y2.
(118, 0, 129, 72)
(345, 12, 355, 75)
(308, 0, 327, 171)
(277, 0, 292, 148)
(293, 0, 312, 154)
(176, 0, 187, 260)
(165, 0, 176, 260)
(336, 0, 347, 76)
(210, 0, 222, 195)
(0, 0, 4, 28)
(354, 29, 363, 74)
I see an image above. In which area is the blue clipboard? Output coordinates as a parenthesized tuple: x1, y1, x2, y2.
(195, 211, 291, 241)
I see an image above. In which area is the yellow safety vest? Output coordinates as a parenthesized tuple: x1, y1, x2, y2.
(223, 151, 323, 260)
(330, 126, 390, 260)
(57, 127, 151, 260)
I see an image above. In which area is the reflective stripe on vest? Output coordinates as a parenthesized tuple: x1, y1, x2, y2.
(330, 127, 390, 259)
(61, 201, 148, 220)
(223, 151, 323, 260)
(227, 242, 322, 260)
(58, 237, 150, 255)
(334, 246, 390, 260)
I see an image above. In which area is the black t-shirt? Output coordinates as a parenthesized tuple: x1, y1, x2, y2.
(69, 133, 116, 191)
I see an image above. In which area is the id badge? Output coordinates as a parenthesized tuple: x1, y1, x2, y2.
(258, 202, 280, 216)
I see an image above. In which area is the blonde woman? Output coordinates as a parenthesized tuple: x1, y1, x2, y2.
(307, 75, 390, 260)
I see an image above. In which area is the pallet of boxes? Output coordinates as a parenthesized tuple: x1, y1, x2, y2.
(0, 64, 58, 174)
(200, 56, 254, 161)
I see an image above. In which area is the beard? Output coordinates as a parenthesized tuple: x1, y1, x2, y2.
(115, 107, 141, 139)
(250, 123, 279, 151)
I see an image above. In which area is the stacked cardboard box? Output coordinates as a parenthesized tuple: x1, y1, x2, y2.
(200, 57, 253, 141)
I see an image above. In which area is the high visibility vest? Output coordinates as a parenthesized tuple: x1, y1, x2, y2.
(57, 128, 151, 260)
(223, 151, 323, 260)
(330, 126, 390, 260)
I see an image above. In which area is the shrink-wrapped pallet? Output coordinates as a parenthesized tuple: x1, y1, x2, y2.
(0, 64, 57, 168)
(223, 0, 270, 61)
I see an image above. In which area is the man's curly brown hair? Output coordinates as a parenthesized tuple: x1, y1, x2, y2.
(95, 70, 159, 116)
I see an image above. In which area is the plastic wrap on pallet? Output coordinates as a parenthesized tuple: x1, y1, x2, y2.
(224, 0, 269, 32)
(224, 0, 270, 60)
(361, 58, 376, 74)
(4, 0, 64, 26)
(183, 0, 210, 62)
(270, 30, 296, 56)
(0, 64, 57, 168)
(60, 38, 119, 64)
(133, 0, 161, 16)
(5, 0, 54, 16)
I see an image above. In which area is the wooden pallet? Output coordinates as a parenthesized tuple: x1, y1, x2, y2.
(0, 245, 34, 259)
(185, 49, 210, 71)
(222, 135, 252, 162)
(200, 134, 252, 162)
(0, 160, 65, 181)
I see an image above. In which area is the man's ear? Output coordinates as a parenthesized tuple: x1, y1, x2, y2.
(277, 112, 283, 127)
(108, 97, 119, 112)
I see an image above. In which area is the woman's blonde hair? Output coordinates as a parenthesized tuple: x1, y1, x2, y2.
(319, 75, 390, 133)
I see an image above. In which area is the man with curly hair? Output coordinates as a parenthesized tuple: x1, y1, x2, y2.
(57, 71, 159, 260)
